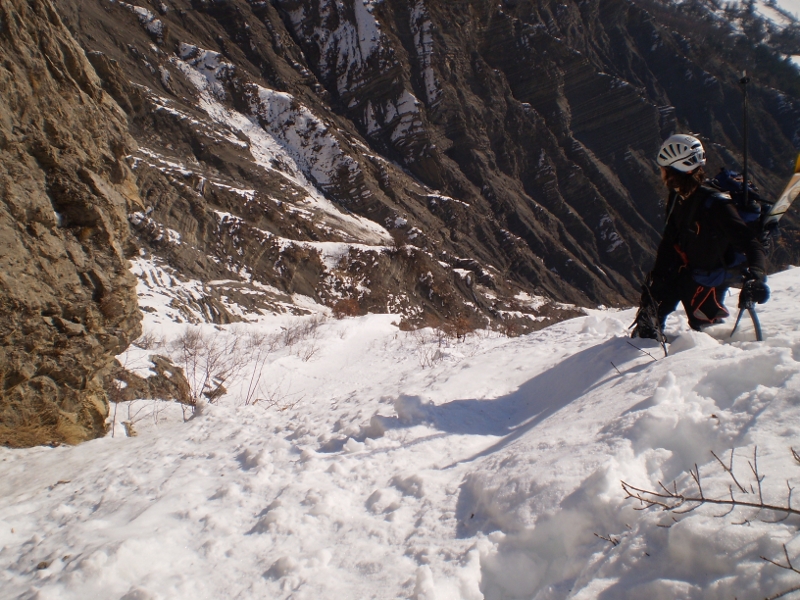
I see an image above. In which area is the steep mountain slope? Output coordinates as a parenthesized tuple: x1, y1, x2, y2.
(52, 0, 800, 324)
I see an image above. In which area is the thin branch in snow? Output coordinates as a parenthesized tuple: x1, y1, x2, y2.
(711, 449, 748, 494)
(764, 482, 796, 524)
(715, 487, 738, 518)
(622, 479, 800, 517)
(762, 545, 800, 600)
(593, 532, 619, 546)
(765, 586, 800, 600)
(749, 445, 766, 505)
(626, 341, 658, 362)
(621, 448, 800, 521)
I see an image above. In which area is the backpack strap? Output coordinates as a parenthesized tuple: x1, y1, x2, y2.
(698, 184, 733, 208)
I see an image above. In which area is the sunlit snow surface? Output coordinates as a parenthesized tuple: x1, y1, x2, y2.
(773, 0, 800, 19)
(3, 264, 800, 599)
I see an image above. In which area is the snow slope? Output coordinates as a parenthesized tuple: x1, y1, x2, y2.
(3, 268, 800, 599)
(772, 0, 800, 20)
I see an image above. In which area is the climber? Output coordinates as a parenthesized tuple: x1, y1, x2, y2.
(631, 134, 769, 340)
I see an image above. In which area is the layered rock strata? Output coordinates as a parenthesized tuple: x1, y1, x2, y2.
(50, 0, 800, 333)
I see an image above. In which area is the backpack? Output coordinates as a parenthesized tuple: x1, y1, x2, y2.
(708, 167, 772, 236)
(688, 168, 772, 288)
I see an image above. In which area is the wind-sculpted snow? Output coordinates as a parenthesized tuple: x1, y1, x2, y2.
(3, 268, 800, 597)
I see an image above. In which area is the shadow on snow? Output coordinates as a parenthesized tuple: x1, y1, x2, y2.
(318, 336, 659, 459)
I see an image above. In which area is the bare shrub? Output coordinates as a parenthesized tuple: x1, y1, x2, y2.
(281, 315, 325, 348)
(297, 340, 319, 362)
(133, 329, 166, 350)
(453, 314, 474, 340)
(623, 446, 800, 599)
(500, 319, 521, 338)
(438, 313, 475, 341)
(170, 327, 245, 408)
(244, 329, 281, 354)
(434, 325, 452, 348)
(107, 378, 128, 405)
(247, 376, 303, 411)
(419, 346, 445, 369)
(332, 298, 361, 319)
(239, 330, 281, 406)
(281, 315, 326, 361)
(407, 328, 447, 369)
(111, 399, 170, 438)
(621, 446, 800, 519)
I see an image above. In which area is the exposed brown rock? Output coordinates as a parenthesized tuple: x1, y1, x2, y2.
(0, 0, 142, 447)
(108, 355, 191, 405)
(46, 0, 800, 331)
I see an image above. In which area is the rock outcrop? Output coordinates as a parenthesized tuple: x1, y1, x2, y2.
(0, 0, 143, 446)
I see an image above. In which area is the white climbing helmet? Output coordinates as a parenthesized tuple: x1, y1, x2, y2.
(657, 134, 706, 172)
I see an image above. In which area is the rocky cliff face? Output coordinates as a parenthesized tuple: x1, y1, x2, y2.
(0, 0, 143, 446)
(4, 0, 800, 446)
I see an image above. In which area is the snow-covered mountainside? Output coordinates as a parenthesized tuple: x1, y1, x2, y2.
(3, 267, 800, 598)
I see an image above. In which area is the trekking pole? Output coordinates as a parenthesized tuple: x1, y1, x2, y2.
(731, 298, 763, 341)
(741, 72, 750, 206)
(729, 73, 764, 342)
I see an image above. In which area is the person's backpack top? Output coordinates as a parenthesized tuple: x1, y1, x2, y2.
(708, 167, 771, 232)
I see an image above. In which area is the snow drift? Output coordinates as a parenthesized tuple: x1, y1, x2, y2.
(2, 267, 800, 599)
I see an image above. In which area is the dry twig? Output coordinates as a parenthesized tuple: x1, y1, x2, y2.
(593, 532, 619, 546)
(626, 341, 658, 362)
(621, 448, 800, 519)
(711, 449, 748, 494)
(625, 449, 800, 598)
(762, 545, 800, 600)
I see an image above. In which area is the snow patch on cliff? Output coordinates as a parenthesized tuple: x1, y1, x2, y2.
(113, 1, 164, 39)
(247, 86, 360, 191)
(410, 1, 441, 106)
(170, 45, 390, 246)
(283, 0, 389, 96)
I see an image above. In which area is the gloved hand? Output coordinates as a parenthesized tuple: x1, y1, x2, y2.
(739, 269, 769, 306)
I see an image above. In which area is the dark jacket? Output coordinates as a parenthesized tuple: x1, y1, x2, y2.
(652, 184, 766, 283)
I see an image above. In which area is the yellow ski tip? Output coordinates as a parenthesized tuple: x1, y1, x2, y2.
(794, 153, 800, 174)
